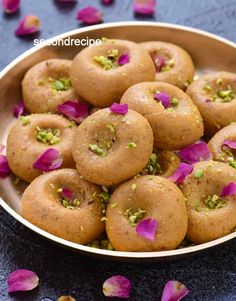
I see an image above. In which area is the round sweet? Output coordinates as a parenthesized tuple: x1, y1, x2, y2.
(22, 59, 78, 113)
(140, 41, 195, 89)
(106, 175, 188, 251)
(186, 71, 236, 136)
(120, 82, 203, 150)
(21, 169, 104, 244)
(72, 108, 154, 186)
(70, 39, 156, 107)
(181, 161, 236, 244)
(7, 114, 76, 182)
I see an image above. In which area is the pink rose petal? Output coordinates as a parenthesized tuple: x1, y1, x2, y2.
(2, 0, 20, 13)
(103, 275, 131, 298)
(15, 15, 40, 36)
(61, 188, 73, 200)
(0, 155, 11, 178)
(220, 182, 236, 197)
(57, 100, 89, 124)
(0, 144, 5, 153)
(179, 141, 212, 164)
(169, 162, 193, 184)
(136, 218, 158, 241)
(133, 0, 156, 15)
(13, 101, 26, 118)
(223, 140, 236, 149)
(7, 269, 39, 293)
(151, 53, 166, 72)
(109, 103, 128, 115)
(154, 92, 171, 108)
(76, 6, 103, 25)
(33, 148, 63, 172)
(161, 280, 189, 301)
(102, 0, 113, 4)
(118, 54, 130, 66)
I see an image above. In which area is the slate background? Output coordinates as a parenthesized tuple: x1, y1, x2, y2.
(0, 0, 236, 300)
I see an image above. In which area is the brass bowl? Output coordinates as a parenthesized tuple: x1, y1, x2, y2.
(0, 22, 235, 262)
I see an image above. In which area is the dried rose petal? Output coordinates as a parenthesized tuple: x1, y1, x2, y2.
(2, 0, 20, 13)
(151, 53, 166, 72)
(179, 141, 212, 164)
(154, 92, 171, 108)
(15, 15, 40, 36)
(103, 275, 131, 298)
(118, 54, 130, 66)
(169, 162, 193, 184)
(109, 103, 128, 115)
(76, 6, 103, 25)
(133, 0, 156, 15)
(7, 269, 39, 293)
(161, 280, 189, 301)
(223, 140, 236, 149)
(33, 148, 63, 172)
(136, 218, 158, 241)
(220, 182, 236, 197)
(13, 101, 26, 118)
(61, 188, 73, 200)
(57, 100, 89, 124)
(0, 144, 5, 153)
(0, 155, 11, 178)
(102, 0, 113, 4)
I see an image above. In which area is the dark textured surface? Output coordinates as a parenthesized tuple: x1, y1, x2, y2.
(0, 0, 236, 300)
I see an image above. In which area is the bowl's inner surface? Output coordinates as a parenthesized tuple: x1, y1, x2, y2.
(0, 23, 235, 259)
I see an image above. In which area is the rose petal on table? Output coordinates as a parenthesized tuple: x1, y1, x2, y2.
(102, 0, 113, 4)
(57, 100, 89, 123)
(61, 188, 74, 200)
(220, 182, 236, 197)
(103, 275, 131, 298)
(109, 103, 128, 115)
(0, 155, 11, 178)
(179, 141, 212, 164)
(2, 0, 20, 13)
(161, 280, 189, 301)
(15, 15, 40, 36)
(76, 6, 103, 25)
(7, 269, 39, 293)
(133, 0, 156, 15)
(0, 144, 5, 154)
(154, 91, 171, 108)
(33, 148, 63, 172)
(169, 162, 193, 184)
(223, 140, 236, 149)
(136, 218, 158, 240)
(118, 54, 130, 66)
(13, 101, 26, 118)
(151, 53, 166, 72)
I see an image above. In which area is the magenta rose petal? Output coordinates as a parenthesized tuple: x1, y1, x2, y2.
(76, 6, 103, 25)
(136, 218, 158, 241)
(169, 162, 193, 184)
(151, 53, 166, 72)
(133, 0, 156, 15)
(154, 92, 171, 108)
(13, 101, 26, 118)
(102, 0, 113, 4)
(220, 182, 236, 197)
(103, 275, 131, 298)
(0, 155, 11, 178)
(3, 0, 20, 13)
(179, 141, 212, 164)
(33, 148, 63, 172)
(109, 103, 128, 115)
(223, 140, 236, 149)
(15, 15, 40, 36)
(61, 188, 74, 200)
(161, 280, 189, 301)
(7, 269, 39, 293)
(118, 54, 130, 66)
(57, 100, 89, 123)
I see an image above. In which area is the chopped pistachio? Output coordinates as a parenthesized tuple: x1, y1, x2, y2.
(37, 79, 44, 86)
(94, 55, 114, 70)
(229, 161, 236, 169)
(127, 142, 137, 148)
(194, 169, 204, 178)
(51, 77, 71, 91)
(216, 78, 223, 85)
(124, 208, 146, 226)
(89, 144, 106, 156)
(36, 127, 61, 145)
(204, 194, 226, 210)
(111, 202, 118, 208)
(20, 115, 31, 125)
(171, 97, 179, 106)
(143, 152, 160, 175)
(167, 107, 174, 112)
(218, 88, 234, 102)
(106, 123, 116, 132)
(167, 58, 175, 67)
(107, 48, 119, 58)
(204, 84, 212, 92)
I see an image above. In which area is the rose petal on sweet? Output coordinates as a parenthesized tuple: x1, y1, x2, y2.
(118, 54, 130, 66)
(103, 275, 131, 298)
(135, 218, 158, 241)
(220, 182, 236, 197)
(102, 0, 113, 4)
(57, 100, 89, 123)
(15, 15, 40, 36)
(2, 0, 20, 13)
(13, 101, 26, 118)
(151, 53, 166, 72)
(109, 103, 128, 115)
(7, 269, 39, 293)
(61, 188, 73, 200)
(169, 162, 193, 184)
(179, 141, 212, 164)
(33, 148, 63, 172)
(76, 6, 103, 25)
(0, 155, 11, 178)
(223, 140, 236, 149)
(154, 92, 171, 108)
(161, 280, 189, 301)
(0, 144, 5, 154)
(133, 0, 156, 15)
